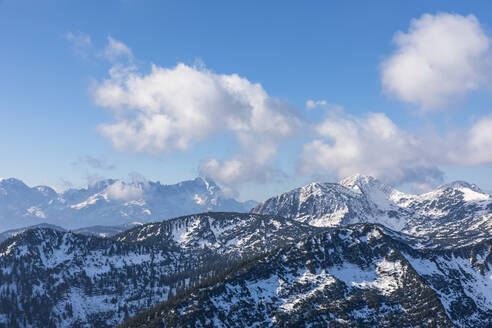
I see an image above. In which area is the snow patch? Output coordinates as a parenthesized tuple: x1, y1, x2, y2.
(0, 241, 17, 257)
(329, 260, 401, 295)
(26, 206, 47, 218)
(459, 187, 490, 202)
(329, 263, 378, 287)
(279, 269, 336, 312)
(70, 194, 103, 209)
(194, 194, 206, 205)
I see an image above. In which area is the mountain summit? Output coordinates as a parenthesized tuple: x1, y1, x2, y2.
(251, 174, 492, 247)
(0, 175, 491, 327)
(0, 177, 256, 231)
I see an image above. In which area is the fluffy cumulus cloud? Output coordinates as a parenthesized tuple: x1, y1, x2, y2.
(299, 109, 492, 190)
(199, 142, 278, 185)
(381, 13, 491, 109)
(447, 114, 492, 165)
(88, 33, 492, 191)
(299, 111, 443, 188)
(93, 51, 301, 186)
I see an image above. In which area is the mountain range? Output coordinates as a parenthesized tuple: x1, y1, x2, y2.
(0, 213, 319, 327)
(0, 174, 491, 327)
(122, 224, 491, 328)
(0, 222, 144, 243)
(252, 174, 492, 247)
(0, 177, 256, 231)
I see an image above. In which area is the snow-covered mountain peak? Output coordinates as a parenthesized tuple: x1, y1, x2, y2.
(87, 179, 117, 192)
(252, 175, 492, 244)
(413, 180, 491, 204)
(0, 177, 30, 190)
(0, 177, 25, 185)
(338, 174, 407, 211)
(300, 181, 329, 195)
(339, 173, 395, 195)
(0, 177, 255, 231)
(194, 176, 217, 191)
(34, 185, 58, 197)
(338, 173, 373, 187)
(438, 180, 483, 193)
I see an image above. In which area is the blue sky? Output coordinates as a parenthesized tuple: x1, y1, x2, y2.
(2, 0, 492, 200)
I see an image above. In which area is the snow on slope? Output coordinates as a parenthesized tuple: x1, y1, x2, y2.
(252, 174, 492, 247)
(115, 212, 322, 256)
(122, 224, 492, 328)
(0, 212, 319, 327)
(0, 222, 144, 242)
(0, 177, 257, 230)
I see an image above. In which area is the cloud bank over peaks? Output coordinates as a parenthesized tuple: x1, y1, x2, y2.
(446, 114, 492, 166)
(298, 110, 444, 189)
(93, 56, 301, 186)
(299, 109, 492, 191)
(381, 13, 492, 110)
(106, 180, 144, 201)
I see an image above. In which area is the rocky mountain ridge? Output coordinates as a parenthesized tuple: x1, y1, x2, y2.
(0, 212, 319, 327)
(1, 174, 491, 327)
(252, 174, 492, 247)
(119, 223, 492, 328)
(0, 177, 256, 231)
(0, 222, 144, 243)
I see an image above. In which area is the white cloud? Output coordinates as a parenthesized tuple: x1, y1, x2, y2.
(447, 114, 492, 165)
(200, 146, 277, 185)
(128, 171, 148, 185)
(106, 181, 143, 201)
(306, 99, 328, 109)
(93, 54, 301, 186)
(102, 36, 133, 61)
(299, 111, 442, 186)
(381, 13, 491, 109)
(199, 132, 285, 185)
(86, 34, 492, 190)
(465, 115, 492, 164)
(200, 159, 245, 184)
(299, 108, 492, 188)
(66, 33, 132, 64)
